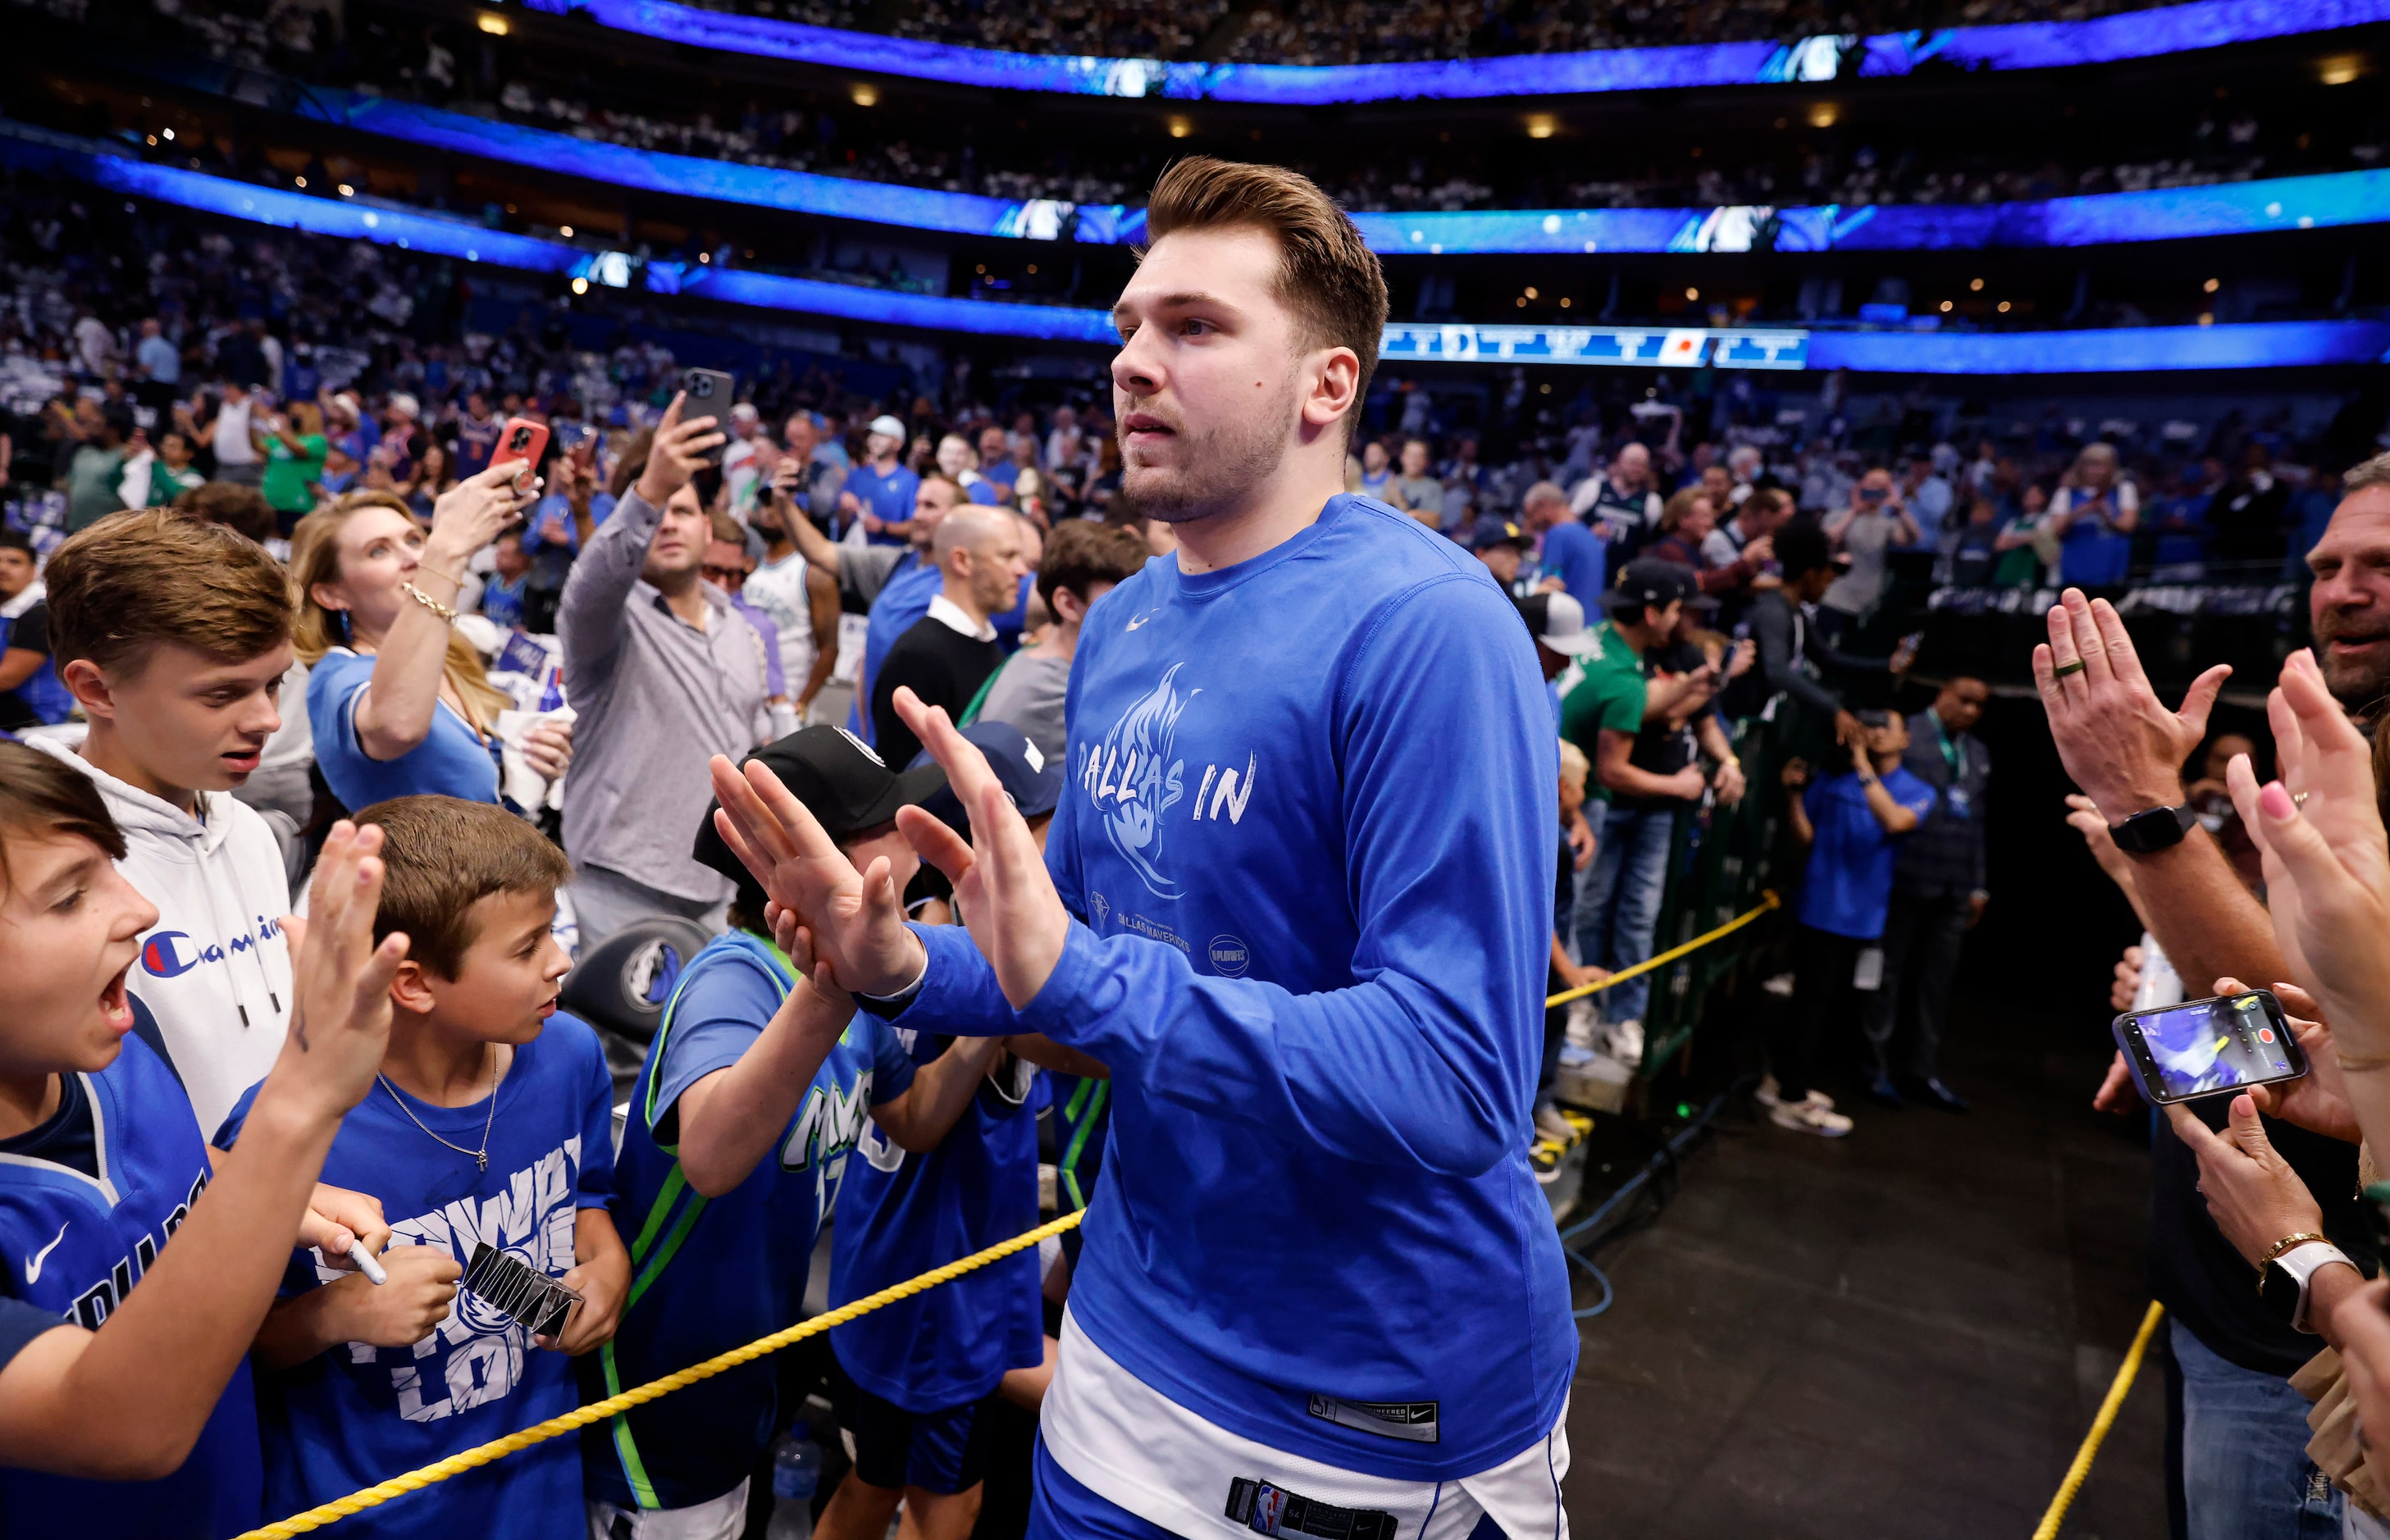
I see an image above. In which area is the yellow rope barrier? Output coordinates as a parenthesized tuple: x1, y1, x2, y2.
(235, 1208, 1087, 1539)
(1545, 890, 1781, 1008)
(239, 891, 1783, 1537)
(2032, 1300, 2166, 1540)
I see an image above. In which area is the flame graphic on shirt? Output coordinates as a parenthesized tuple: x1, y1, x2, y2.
(1085, 662, 1193, 900)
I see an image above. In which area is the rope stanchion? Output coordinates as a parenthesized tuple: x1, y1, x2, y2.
(235, 1208, 1086, 1539)
(2032, 1301, 2165, 1540)
(1545, 890, 1781, 1009)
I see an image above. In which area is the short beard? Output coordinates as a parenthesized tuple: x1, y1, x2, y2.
(1120, 380, 1298, 524)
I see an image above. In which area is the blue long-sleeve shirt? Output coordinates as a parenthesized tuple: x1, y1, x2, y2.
(887, 494, 1575, 1478)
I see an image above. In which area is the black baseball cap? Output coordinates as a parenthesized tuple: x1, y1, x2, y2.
(907, 719, 1064, 835)
(691, 725, 948, 895)
(1463, 516, 1532, 553)
(1602, 557, 1717, 614)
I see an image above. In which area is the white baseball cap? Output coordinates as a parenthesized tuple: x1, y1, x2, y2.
(868, 415, 906, 440)
(1521, 591, 1599, 657)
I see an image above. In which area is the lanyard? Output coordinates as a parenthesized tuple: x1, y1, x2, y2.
(1933, 716, 1967, 781)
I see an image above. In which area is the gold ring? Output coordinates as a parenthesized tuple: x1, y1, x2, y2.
(2294, 791, 2310, 809)
(2053, 660, 2087, 678)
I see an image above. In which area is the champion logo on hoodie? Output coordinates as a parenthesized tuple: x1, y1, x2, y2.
(140, 916, 286, 979)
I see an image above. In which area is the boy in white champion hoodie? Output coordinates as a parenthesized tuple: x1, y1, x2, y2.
(28, 509, 299, 1137)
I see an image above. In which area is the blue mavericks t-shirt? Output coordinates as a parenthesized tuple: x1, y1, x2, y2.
(308, 648, 501, 809)
(0, 1028, 262, 1540)
(1796, 766, 1938, 940)
(587, 932, 914, 1512)
(894, 493, 1574, 1479)
(846, 465, 920, 546)
(1536, 519, 1607, 604)
(829, 1027, 1043, 1413)
(218, 1017, 614, 1540)
(851, 557, 942, 745)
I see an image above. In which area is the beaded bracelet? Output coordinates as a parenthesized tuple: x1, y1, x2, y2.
(401, 581, 458, 624)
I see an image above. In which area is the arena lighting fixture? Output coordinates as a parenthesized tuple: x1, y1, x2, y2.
(476, 12, 509, 34)
(1807, 102, 1840, 129)
(1525, 115, 1558, 139)
(849, 81, 880, 107)
(25, 127, 2390, 370)
(338, 182, 354, 195)
(293, 175, 306, 188)
(1940, 299, 1954, 312)
(2205, 276, 2221, 291)
(1969, 276, 1984, 290)
(161, 126, 173, 140)
(1166, 116, 1193, 138)
(2200, 312, 2216, 324)
(269, 79, 2390, 253)
(518, 0, 2390, 104)
(1685, 286, 1699, 300)
(2320, 54, 2365, 84)
(559, 224, 573, 236)
(1525, 286, 1539, 298)
(1998, 300, 2012, 312)
(144, 134, 156, 145)
(1516, 297, 1527, 308)
(571, 276, 589, 294)
(1559, 297, 1571, 307)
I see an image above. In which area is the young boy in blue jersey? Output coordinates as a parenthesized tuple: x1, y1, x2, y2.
(709, 158, 1575, 1540)
(586, 727, 1026, 1540)
(0, 740, 411, 1537)
(808, 722, 1059, 1540)
(1768, 710, 1937, 1138)
(221, 795, 629, 1540)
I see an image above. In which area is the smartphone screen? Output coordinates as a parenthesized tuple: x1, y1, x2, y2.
(2114, 990, 2306, 1103)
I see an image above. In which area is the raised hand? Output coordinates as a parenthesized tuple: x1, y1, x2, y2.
(634, 392, 726, 508)
(426, 461, 540, 572)
(2033, 585, 2228, 814)
(269, 822, 410, 1124)
(892, 687, 1071, 1009)
(707, 754, 923, 996)
(2224, 649, 2390, 1050)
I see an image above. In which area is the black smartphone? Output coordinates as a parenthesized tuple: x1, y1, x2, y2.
(2112, 989, 2307, 1105)
(679, 368, 736, 467)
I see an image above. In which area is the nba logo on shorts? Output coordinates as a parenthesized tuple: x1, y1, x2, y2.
(1250, 1483, 1287, 1536)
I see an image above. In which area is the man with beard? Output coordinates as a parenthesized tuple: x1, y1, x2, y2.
(2047, 452, 2390, 1539)
(703, 158, 1574, 1538)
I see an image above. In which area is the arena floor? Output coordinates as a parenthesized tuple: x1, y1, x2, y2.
(1563, 1004, 2166, 1539)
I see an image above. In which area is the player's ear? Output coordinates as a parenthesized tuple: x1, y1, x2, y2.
(387, 958, 438, 1016)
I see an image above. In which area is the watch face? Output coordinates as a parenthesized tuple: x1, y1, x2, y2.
(2260, 1260, 2306, 1325)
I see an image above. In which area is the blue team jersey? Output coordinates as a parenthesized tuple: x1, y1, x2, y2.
(895, 492, 1573, 1478)
(1536, 519, 1607, 603)
(828, 1029, 1043, 1413)
(308, 648, 501, 809)
(851, 558, 942, 745)
(586, 932, 914, 1512)
(1797, 767, 1938, 940)
(846, 465, 920, 546)
(218, 1016, 614, 1540)
(0, 1031, 262, 1540)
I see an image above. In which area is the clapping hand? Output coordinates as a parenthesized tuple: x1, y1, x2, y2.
(2034, 586, 2228, 817)
(265, 822, 411, 1126)
(892, 688, 1072, 1009)
(2224, 649, 2390, 1056)
(707, 755, 923, 997)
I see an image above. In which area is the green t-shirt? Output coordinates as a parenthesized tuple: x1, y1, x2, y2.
(262, 431, 328, 514)
(147, 462, 206, 508)
(1558, 619, 1648, 802)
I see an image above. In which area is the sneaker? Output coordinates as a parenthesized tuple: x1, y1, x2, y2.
(1555, 1107, 1595, 1141)
(1535, 1105, 1579, 1146)
(1754, 1075, 1835, 1112)
(1769, 1096, 1855, 1138)
(1557, 1041, 1597, 1068)
(1600, 1018, 1645, 1065)
(1564, 1000, 1599, 1050)
(1529, 1138, 1566, 1184)
(1761, 971, 1796, 998)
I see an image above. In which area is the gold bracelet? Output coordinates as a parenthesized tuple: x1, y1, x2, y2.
(2261, 1232, 2328, 1266)
(400, 581, 458, 625)
(415, 561, 464, 587)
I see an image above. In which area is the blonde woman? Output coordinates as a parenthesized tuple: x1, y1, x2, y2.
(2050, 441, 2140, 586)
(290, 468, 570, 812)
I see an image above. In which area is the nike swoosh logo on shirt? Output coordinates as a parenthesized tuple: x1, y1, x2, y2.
(1125, 613, 1152, 631)
(25, 1222, 69, 1284)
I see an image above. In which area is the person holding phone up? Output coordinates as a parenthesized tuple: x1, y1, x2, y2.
(1821, 465, 1920, 622)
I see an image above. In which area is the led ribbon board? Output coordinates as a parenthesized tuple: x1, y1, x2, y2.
(11, 124, 2387, 370)
(518, 0, 2389, 103)
(182, 77, 2390, 253)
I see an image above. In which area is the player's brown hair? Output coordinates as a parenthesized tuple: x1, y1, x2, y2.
(1036, 518, 1150, 613)
(1142, 157, 1389, 439)
(350, 795, 570, 979)
(43, 508, 292, 677)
